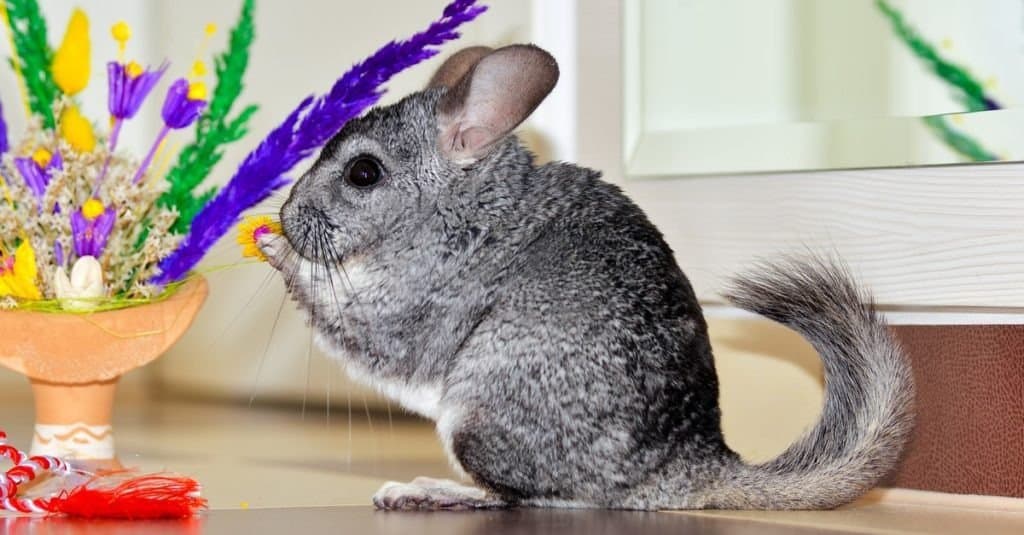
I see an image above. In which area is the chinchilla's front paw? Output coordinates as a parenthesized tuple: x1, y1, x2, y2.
(257, 233, 298, 273)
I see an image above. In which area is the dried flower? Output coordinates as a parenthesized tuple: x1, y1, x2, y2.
(161, 78, 207, 129)
(53, 255, 104, 310)
(14, 148, 62, 207)
(0, 240, 42, 300)
(0, 99, 8, 155)
(130, 79, 208, 185)
(237, 215, 281, 261)
(107, 61, 167, 121)
(70, 199, 116, 258)
(51, 8, 91, 96)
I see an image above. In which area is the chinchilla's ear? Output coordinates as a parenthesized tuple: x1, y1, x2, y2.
(427, 46, 492, 89)
(436, 44, 558, 165)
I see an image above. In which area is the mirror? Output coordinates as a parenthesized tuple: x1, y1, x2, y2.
(624, 0, 1024, 176)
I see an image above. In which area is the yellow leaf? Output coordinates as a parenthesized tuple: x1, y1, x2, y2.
(51, 8, 91, 96)
(60, 105, 97, 153)
(0, 241, 42, 300)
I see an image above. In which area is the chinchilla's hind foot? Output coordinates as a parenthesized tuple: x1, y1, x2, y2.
(373, 477, 508, 511)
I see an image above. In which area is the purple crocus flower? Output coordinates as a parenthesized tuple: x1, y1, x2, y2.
(95, 61, 168, 193)
(161, 79, 207, 129)
(133, 79, 208, 184)
(0, 99, 8, 155)
(70, 201, 116, 258)
(14, 150, 62, 208)
(108, 61, 167, 121)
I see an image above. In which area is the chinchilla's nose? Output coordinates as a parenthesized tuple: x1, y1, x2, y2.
(280, 198, 335, 261)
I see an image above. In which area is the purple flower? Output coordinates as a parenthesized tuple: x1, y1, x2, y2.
(151, 0, 487, 284)
(0, 99, 8, 155)
(131, 79, 209, 184)
(161, 79, 207, 129)
(107, 61, 167, 120)
(71, 200, 116, 258)
(14, 150, 62, 207)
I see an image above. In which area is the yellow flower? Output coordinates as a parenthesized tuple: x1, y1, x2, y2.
(32, 148, 52, 167)
(187, 81, 207, 101)
(0, 241, 42, 301)
(82, 198, 105, 220)
(111, 21, 131, 43)
(59, 105, 96, 153)
(126, 60, 143, 78)
(51, 8, 91, 96)
(237, 216, 282, 262)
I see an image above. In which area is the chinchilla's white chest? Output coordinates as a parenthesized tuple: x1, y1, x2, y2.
(340, 358, 442, 420)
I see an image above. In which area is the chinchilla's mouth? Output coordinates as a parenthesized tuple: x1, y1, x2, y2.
(282, 204, 341, 264)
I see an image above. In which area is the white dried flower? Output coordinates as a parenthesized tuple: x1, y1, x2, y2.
(53, 256, 105, 311)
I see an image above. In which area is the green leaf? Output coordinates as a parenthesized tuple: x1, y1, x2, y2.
(159, 0, 258, 231)
(5, 0, 59, 127)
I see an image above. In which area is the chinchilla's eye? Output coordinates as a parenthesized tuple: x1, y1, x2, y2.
(344, 156, 384, 188)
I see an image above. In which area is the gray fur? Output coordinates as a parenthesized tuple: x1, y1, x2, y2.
(259, 45, 914, 511)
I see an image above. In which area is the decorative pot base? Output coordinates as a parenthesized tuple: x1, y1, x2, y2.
(29, 379, 120, 466)
(0, 277, 208, 466)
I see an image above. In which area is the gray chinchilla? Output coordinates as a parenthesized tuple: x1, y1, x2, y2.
(258, 44, 913, 511)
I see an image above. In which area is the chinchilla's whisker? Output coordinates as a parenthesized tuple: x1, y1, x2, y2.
(346, 379, 353, 468)
(301, 326, 313, 422)
(248, 287, 287, 408)
(249, 234, 308, 408)
(326, 344, 333, 429)
(386, 400, 394, 437)
(326, 239, 359, 304)
(215, 261, 280, 340)
(318, 235, 349, 312)
(362, 394, 374, 434)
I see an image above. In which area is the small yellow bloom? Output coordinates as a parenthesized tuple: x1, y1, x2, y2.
(31, 148, 52, 168)
(126, 60, 143, 79)
(112, 21, 131, 43)
(204, 23, 217, 37)
(59, 105, 96, 153)
(187, 81, 207, 101)
(82, 198, 105, 220)
(0, 241, 42, 301)
(237, 216, 282, 262)
(191, 60, 207, 78)
(51, 8, 91, 96)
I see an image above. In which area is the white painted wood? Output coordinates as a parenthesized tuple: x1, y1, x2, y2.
(578, 0, 1024, 310)
(530, 0, 578, 162)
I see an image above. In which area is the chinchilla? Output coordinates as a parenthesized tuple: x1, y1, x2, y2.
(258, 44, 914, 511)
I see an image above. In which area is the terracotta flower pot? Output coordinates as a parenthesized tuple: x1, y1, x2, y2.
(0, 277, 207, 468)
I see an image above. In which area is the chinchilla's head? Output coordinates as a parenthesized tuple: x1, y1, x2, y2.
(279, 44, 558, 264)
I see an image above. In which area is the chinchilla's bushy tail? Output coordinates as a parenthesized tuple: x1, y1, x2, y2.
(708, 256, 914, 509)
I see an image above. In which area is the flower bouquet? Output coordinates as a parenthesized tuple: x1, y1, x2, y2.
(0, 0, 260, 469)
(0, 0, 485, 519)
